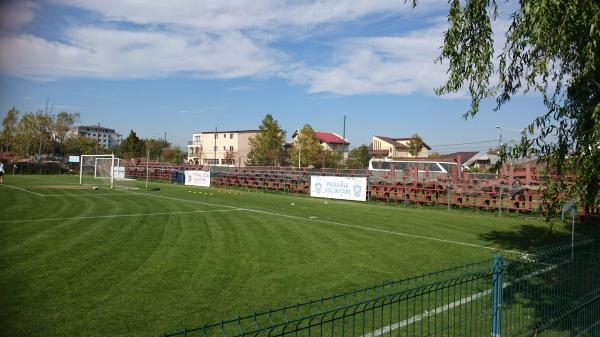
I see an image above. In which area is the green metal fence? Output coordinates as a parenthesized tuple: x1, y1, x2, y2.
(161, 240, 599, 337)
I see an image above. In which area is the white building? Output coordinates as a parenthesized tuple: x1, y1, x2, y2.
(70, 125, 122, 149)
(187, 129, 261, 166)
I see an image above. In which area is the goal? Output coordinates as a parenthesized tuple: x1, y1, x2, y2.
(79, 154, 137, 189)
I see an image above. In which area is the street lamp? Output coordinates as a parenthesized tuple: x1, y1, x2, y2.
(496, 125, 503, 148)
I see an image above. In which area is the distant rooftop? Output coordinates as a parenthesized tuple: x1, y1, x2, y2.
(76, 125, 117, 133)
(292, 130, 350, 145)
(373, 135, 432, 150)
(195, 129, 261, 134)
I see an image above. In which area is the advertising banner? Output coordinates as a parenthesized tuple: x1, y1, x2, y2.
(184, 170, 211, 187)
(68, 155, 80, 163)
(310, 176, 367, 202)
(113, 166, 125, 180)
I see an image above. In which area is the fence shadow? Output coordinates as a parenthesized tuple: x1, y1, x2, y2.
(479, 224, 572, 251)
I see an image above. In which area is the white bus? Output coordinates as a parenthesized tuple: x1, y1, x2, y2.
(368, 158, 459, 174)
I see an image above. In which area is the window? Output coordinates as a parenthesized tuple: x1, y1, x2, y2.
(223, 146, 226, 150)
(223, 134, 226, 138)
(230, 133, 234, 139)
(229, 146, 234, 151)
(221, 159, 235, 165)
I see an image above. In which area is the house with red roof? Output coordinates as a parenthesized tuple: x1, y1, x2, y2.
(369, 135, 431, 158)
(291, 130, 350, 159)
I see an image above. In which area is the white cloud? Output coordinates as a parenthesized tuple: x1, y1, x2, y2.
(290, 23, 448, 96)
(0, 0, 468, 96)
(0, 0, 38, 29)
(50, 0, 443, 32)
(0, 29, 281, 80)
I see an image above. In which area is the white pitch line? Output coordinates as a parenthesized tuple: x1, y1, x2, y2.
(0, 184, 45, 196)
(43, 193, 131, 197)
(363, 262, 562, 337)
(124, 190, 519, 254)
(364, 288, 493, 337)
(0, 208, 244, 223)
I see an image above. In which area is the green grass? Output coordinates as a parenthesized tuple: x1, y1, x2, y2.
(0, 174, 580, 337)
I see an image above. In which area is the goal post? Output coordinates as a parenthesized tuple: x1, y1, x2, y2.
(80, 154, 115, 189)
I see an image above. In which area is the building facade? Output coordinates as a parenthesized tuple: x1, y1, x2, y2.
(187, 130, 260, 166)
(70, 125, 122, 149)
(290, 130, 350, 159)
(369, 136, 430, 158)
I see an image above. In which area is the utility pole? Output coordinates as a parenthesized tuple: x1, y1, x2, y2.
(343, 115, 346, 141)
(214, 127, 217, 165)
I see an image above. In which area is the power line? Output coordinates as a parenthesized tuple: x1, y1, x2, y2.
(430, 139, 499, 148)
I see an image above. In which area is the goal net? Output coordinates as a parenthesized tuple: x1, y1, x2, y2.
(79, 155, 138, 189)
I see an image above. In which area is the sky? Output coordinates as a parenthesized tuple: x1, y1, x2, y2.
(0, 0, 544, 153)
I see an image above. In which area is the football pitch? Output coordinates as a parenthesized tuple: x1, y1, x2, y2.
(0, 175, 572, 337)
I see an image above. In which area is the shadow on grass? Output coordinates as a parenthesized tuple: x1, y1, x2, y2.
(480, 221, 600, 252)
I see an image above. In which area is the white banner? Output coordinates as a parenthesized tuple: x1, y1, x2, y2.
(184, 170, 211, 187)
(310, 176, 367, 202)
(68, 155, 80, 163)
(113, 166, 125, 180)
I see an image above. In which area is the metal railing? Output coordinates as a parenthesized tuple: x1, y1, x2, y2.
(160, 240, 599, 337)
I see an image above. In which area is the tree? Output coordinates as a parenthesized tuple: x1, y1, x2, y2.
(428, 151, 441, 158)
(52, 111, 80, 157)
(160, 146, 186, 164)
(53, 112, 80, 144)
(117, 130, 143, 159)
(246, 114, 286, 166)
(345, 145, 371, 169)
(0, 107, 19, 152)
(318, 150, 343, 169)
(407, 134, 424, 157)
(144, 138, 170, 161)
(290, 124, 323, 167)
(435, 0, 599, 213)
(14, 111, 53, 157)
(64, 135, 101, 156)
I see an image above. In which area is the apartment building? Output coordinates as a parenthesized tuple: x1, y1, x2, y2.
(70, 125, 122, 149)
(187, 130, 260, 166)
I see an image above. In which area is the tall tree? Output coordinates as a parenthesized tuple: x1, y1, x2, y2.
(290, 124, 323, 167)
(144, 138, 170, 161)
(52, 111, 80, 157)
(246, 114, 286, 166)
(14, 111, 53, 157)
(434, 0, 600, 212)
(0, 107, 19, 152)
(53, 112, 80, 144)
(118, 130, 143, 159)
(345, 145, 371, 169)
(160, 146, 186, 164)
(407, 134, 424, 157)
(64, 135, 101, 156)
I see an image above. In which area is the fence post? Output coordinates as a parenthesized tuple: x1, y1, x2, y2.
(498, 184, 503, 216)
(491, 254, 504, 337)
(447, 180, 451, 211)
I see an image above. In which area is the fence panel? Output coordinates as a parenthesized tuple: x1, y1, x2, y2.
(161, 240, 599, 337)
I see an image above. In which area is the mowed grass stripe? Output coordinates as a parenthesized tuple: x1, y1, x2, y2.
(125, 186, 518, 253)
(0, 175, 565, 337)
